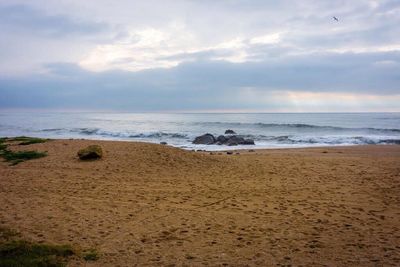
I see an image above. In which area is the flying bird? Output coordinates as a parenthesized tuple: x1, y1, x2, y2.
(333, 16, 339, 22)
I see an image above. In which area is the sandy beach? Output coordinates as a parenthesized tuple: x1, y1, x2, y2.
(1, 139, 399, 266)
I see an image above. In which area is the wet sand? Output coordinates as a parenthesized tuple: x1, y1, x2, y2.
(1, 140, 400, 266)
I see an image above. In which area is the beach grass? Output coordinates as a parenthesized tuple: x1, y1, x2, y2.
(0, 226, 20, 241)
(0, 226, 99, 266)
(0, 240, 74, 267)
(0, 136, 48, 165)
(0, 227, 74, 267)
(0, 143, 6, 151)
(1, 150, 47, 165)
(7, 136, 49, 146)
(83, 248, 99, 261)
(0, 138, 7, 150)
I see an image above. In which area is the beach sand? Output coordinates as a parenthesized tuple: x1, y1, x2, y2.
(1, 140, 400, 266)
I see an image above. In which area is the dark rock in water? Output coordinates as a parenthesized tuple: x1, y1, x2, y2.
(193, 133, 255, 146)
(225, 136, 245, 146)
(380, 139, 400, 145)
(77, 145, 103, 160)
(160, 142, 167, 145)
(243, 139, 255, 145)
(225, 129, 236, 134)
(226, 136, 254, 146)
(192, 133, 216, 144)
(216, 135, 227, 144)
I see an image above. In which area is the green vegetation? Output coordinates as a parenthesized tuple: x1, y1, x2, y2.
(0, 240, 74, 267)
(1, 150, 47, 165)
(0, 136, 48, 165)
(0, 226, 20, 241)
(0, 227, 74, 267)
(7, 136, 49, 146)
(0, 227, 99, 266)
(83, 249, 99, 261)
(0, 138, 7, 150)
(0, 143, 6, 151)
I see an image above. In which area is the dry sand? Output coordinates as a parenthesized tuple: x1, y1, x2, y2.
(1, 140, 400, 266)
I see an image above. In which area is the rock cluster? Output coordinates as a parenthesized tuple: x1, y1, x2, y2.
(192, 131, 255, 146)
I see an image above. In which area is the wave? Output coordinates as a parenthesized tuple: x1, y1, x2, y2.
(191, 122, 400, 134)
(41, 128, 66, 132)
(255, 135, 400, 145)
(65, 128, 189, 139)
(35, 126, 400, 146)
(128, 132, 188, 138)
(217, 134, 400, 145)
(32, 122, 400, 136)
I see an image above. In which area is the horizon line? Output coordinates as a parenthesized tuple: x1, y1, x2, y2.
(1, 108, 400, 114)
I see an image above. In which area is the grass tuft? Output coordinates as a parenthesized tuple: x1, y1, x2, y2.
(0, 240, 74, 267)
(8, 136, 49, 146)
(0, 143, 6, 151)
(83, 249, 99, 261)
(0, 227, 99, 265)
(0, 227, 20, 242)
(2, 150, 47, 165)
(0, 137, 48, 165)
(0, 138, 7, 151)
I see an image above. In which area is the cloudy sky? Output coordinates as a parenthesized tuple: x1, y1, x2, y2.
(0, 0, 399, 112)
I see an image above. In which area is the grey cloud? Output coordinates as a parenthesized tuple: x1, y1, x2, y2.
(170, 52, 400, 94)
(376, 0, 400, 12)
(0, 51, 399, 110)
(0, 4, 108, 37)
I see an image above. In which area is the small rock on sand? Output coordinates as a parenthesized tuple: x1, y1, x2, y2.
(77, 145, 103, 160)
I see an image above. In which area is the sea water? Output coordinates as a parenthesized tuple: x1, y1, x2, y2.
(0, 112, 399, 150)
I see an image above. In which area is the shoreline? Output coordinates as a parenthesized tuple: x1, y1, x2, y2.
(2, 135, 399, 152)
(1, 138, 399, 266)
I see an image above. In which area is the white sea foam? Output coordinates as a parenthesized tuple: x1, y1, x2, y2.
(1, 112, 399, 150)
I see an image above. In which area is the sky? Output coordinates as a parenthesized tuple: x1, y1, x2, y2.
(0, 0, 399, 112)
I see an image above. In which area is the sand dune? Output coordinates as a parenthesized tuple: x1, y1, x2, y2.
(1, 140, 400, 266)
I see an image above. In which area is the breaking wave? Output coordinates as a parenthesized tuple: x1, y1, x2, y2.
(42, 128, 189, 139)
(191, 122, 400, 134)
(37, 127, 400, 145)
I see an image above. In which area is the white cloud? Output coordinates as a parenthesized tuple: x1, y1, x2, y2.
(250, 32, 282, 45)
(79, 30, 288, 72)
(79, 28, 180, 71)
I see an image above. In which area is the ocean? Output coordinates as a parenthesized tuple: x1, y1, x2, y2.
(0, 112, 399, 150)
